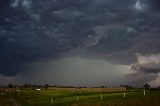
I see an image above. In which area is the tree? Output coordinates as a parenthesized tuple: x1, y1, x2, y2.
(143, 83, 150, 90)
(120, 85, 133, 90)
(44, 84, 50, 89)
(8, 83, 13, 88)
(24, 83, 29, 88)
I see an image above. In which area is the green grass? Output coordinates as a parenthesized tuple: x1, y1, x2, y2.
(0, 88, 160, 106)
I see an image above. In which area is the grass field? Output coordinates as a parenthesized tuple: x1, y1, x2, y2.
(0, 88, 160, 106)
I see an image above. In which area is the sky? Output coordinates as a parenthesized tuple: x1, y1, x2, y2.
(0, 0, 160, 87)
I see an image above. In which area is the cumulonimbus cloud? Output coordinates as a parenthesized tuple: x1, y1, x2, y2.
(127, 54, 160, 86)
(131, 54, 160, 73)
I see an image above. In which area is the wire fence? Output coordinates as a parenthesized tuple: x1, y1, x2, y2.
(0, 89, 158, 106)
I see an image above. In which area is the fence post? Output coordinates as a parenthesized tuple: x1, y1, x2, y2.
(101, 93, 103, 100)
(28, 96, 31, 105)
(123, 93, 126, 99)
(76, 96, 79, 101)
(51, 98, 53, 104)
(144, 90, 146, 96)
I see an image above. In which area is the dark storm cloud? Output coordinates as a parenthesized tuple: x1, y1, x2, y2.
(0, 0, 12, 11)
(0, 0, 160, 78)
(150, 0, 160, 9)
